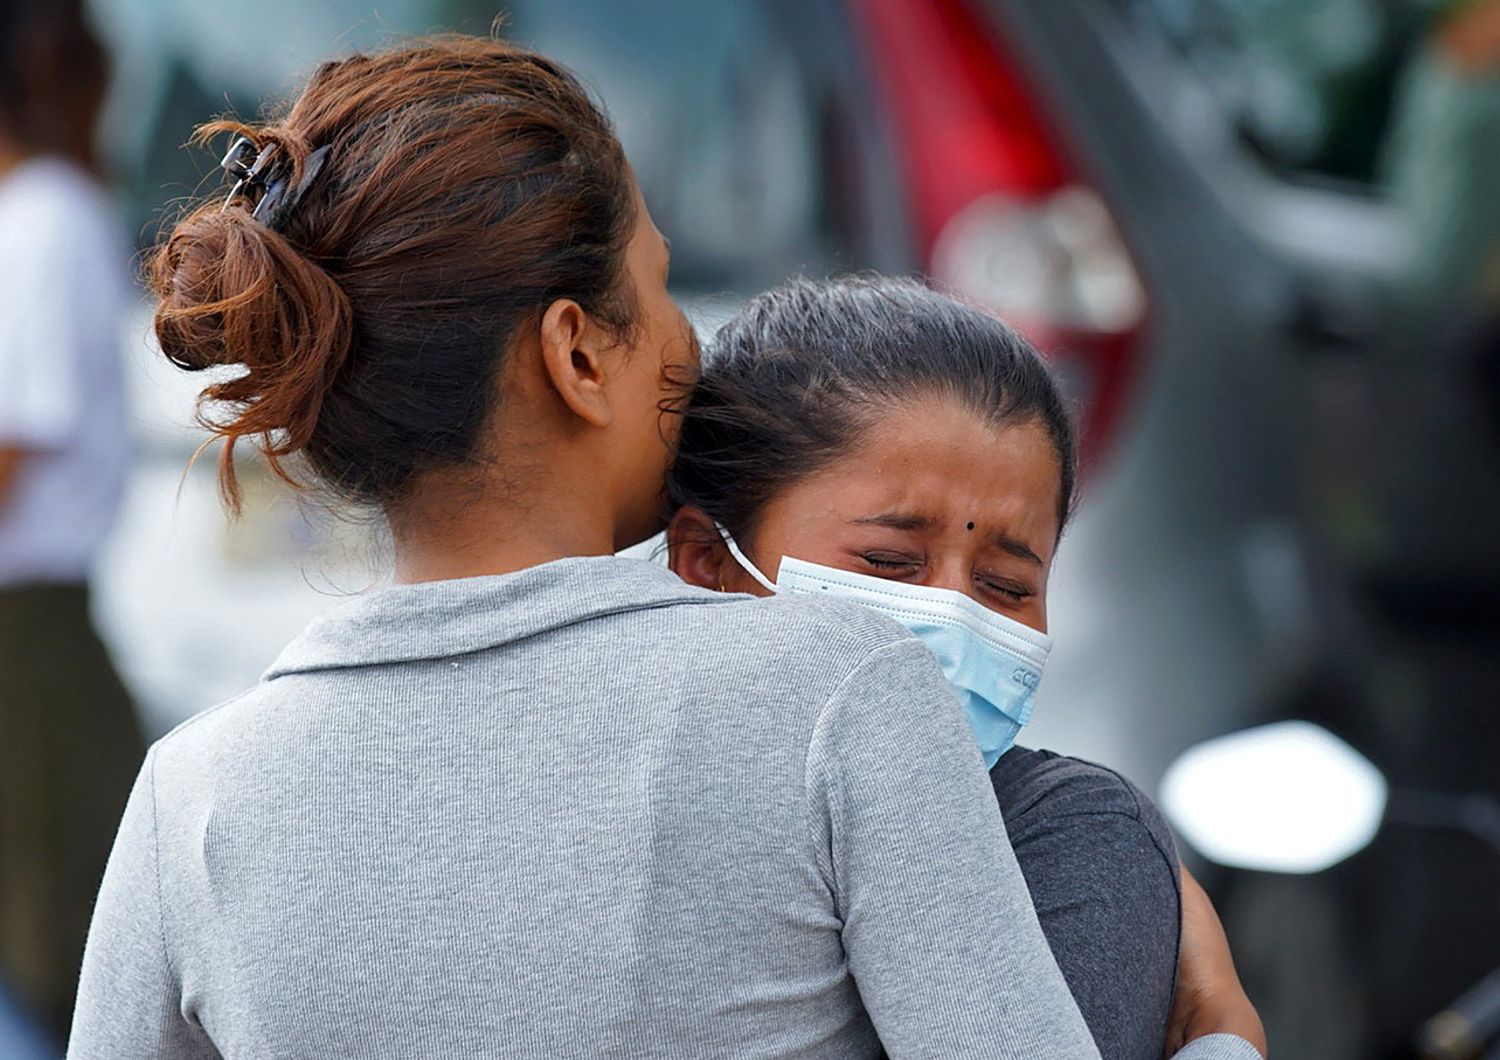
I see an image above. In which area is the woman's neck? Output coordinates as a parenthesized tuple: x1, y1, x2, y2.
(388, 466, 621, 584)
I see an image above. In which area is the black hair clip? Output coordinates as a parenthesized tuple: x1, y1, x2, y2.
(219, 135, 333, 233)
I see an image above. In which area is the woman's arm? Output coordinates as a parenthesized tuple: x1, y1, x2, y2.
(1167, 868, 1267, 1058)
(809, 638, 1103, 1058)
(67, 748, 219, 1059)
(810, 643, 1260, 1060)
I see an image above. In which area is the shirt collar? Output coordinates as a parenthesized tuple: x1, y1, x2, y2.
(264, 555, 715, 678)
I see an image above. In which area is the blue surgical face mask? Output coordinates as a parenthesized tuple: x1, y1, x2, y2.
(719, 528, 1050, 768)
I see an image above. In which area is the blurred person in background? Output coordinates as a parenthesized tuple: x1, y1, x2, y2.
(0, 0, 144, 1041)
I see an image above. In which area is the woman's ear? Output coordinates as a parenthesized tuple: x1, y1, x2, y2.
(667, 506, 729, 591)
(537, 297, 612, 428)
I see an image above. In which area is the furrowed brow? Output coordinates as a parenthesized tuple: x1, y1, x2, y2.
(852, 513, 932, 532)
(992, 533, 1043, 566)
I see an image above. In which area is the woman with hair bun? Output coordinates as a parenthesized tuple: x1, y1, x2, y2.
(72, 35, 1259, 1060)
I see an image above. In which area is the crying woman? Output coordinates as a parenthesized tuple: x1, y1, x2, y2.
(666, 275, 1264, 1060)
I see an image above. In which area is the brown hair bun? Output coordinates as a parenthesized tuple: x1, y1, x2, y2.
(149, 36, 637, 512)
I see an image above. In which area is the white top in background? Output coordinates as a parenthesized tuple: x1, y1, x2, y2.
(0, 155, 131, 586)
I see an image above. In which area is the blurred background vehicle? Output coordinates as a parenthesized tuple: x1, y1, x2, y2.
(56, 0, 1500, 1055)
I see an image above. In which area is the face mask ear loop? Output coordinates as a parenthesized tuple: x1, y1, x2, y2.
(715, 525, 780, 593)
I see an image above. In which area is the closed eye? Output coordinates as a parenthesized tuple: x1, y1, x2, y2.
(859, 552, 923, 575)
(979, 577, 1033, 604)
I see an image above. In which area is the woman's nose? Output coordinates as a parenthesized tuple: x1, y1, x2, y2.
(922, 559, 970, 599)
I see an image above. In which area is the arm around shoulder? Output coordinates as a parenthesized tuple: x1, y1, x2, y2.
(806, 636, 1100, 1059)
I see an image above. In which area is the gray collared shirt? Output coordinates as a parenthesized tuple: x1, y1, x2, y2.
(70, 556, 1256, 1059)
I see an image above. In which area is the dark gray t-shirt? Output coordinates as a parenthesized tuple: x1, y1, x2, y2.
(992, 747, 1182, 1060)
